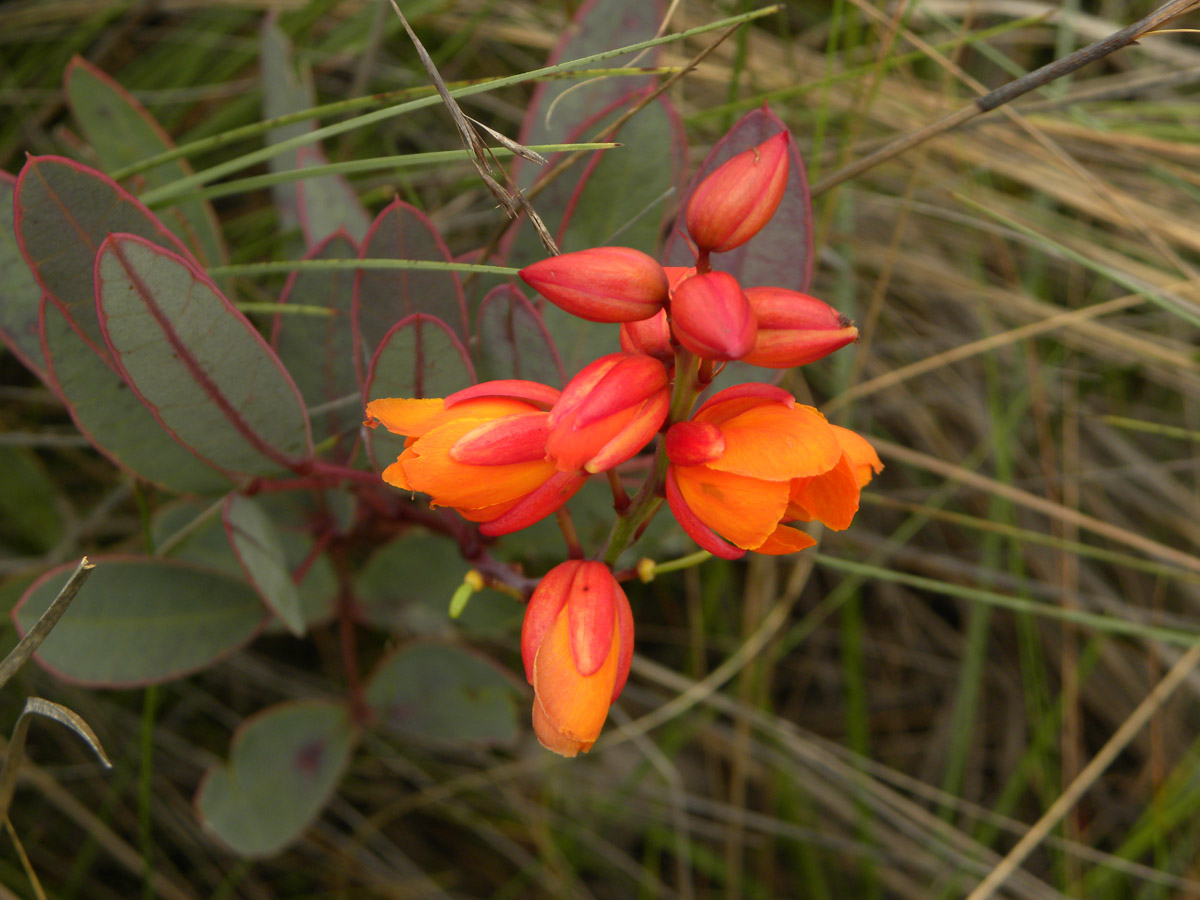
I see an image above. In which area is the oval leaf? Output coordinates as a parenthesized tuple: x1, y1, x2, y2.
(474, 283, 565, 388)
(663, 106, 814, 292)
(95, 233, 313, 477)
(42, 296, 232, 494)
(352, 199, 467, 384)
(271, 230, 360, 455)
(64, 56, 227, 269)
(0, 173, 46, 381)
(12, 557, 266, 687)
(14, 155, 191, 359)
(223, 494, 305, 636)
(197, 699, 356, 858)
(364, 643, 520, 745)
(363, 313, 475, 473)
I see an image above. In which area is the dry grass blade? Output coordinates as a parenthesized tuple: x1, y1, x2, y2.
(0, 557, 93, 690)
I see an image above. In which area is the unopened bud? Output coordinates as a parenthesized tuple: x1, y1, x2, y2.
(741, 287, 859, 368)
(519, 247, 669, 323)
(685, 132, 789, 254)
(669, 271, 757, 362)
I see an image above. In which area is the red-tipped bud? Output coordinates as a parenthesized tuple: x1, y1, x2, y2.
(665, 421, 725, 467)
(619, 309, 674, 364)
(521, 560, 634, 756)
(669, 271, 757, 361)
(685, 132, 789, 254)
(741, 287, 859, 368)
(519, 247, 669, 323)
(546, 353, 670, 473)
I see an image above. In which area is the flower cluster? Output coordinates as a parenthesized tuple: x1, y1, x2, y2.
(365, 129, 880, 756)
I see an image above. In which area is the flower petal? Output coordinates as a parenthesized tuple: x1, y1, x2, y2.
(365, 397, 445, 437)
(521, 561, 578, 682)
(754, 524, 818, 555)
(450, 412, 550, 465)
(533, 607, 618, 744)
(532, 696, 592, 757)
(567, 562, 618, 677)
(477, 470, 587, 536)
(792, 454, 860, 531)
(673, 465, 788, 550)
(666, 469, 745, 560)
(830, 425, 883, 487)
(583, 391, 669, 474)
(707, 405, 841, 480)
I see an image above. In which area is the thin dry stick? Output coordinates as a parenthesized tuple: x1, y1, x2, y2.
(0, 557, 93, 690)
(965, 643, 1200, 900)
(812, 0, 1200, 196)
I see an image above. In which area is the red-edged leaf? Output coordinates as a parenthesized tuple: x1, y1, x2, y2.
(664, 106, 814, 292)
(63, 56, 228, 269)
(40, 296, 232, 494)
(12, 556, 266, 687)
(514, 0, 664, 191)
(261, 18, 370, 247)
(363, 313, 475, 473)
(0, 173, 46, 382)
(353, 199, 467, 385)
(94, 233, 313, 477)
(14, 155, 192, 361)
(474, 283, 565, 388)
(271, 230, 360, 456)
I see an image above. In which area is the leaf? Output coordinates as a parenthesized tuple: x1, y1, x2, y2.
(223, 495, 305, 636)
(363, 313, 475, 473)
(41, 296, 233, 494)
(63, 56, 228, 269)
(95, 233, 313, 477)
(270, 231, 360, 455)
(12, 557, 266, 686)
(355, 534, 519, 637)
(663, 106, 814, 293)
(474, 283, 565, 388)
(0, 173, 46, 382)
(364, 643, 520, 745)
(14, 155, 192, 360)
(515, 0, 663, 190)
(260, 18, 370, 247)
(353, 199, 468, 384)
(197, 699, 356, 858)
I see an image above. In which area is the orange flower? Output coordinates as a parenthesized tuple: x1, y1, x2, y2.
(521, 560, 634, 757)
(364, 380, 585, 536)
(664, 384, 881, 558)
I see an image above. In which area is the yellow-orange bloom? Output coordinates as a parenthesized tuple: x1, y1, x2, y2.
(521, 560, 634, 756)
(664, 384, 881, 558)
(364, 381, 585, 536)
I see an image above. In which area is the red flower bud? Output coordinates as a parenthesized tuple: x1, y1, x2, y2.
(521, 561, 634, 757)
(546, 353, 670, 473)
(669, 270, 757, 361)
(619, 308, 673, 363)
(685, 132, 789, 254)
(519, 247, 668, 323)
(741, 287, 859, 368)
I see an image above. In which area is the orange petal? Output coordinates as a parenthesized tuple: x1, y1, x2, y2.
(403, 418, 556, 508)
(754, 524, 817, 554)
(533, 607, 618, 745)
(365, 398, 445, 437)
(381, 458, 414, 491)
(830, 425, 883, 487)
(792, 454, 860, 531)
(532, 697, 593, 757)
(707, 405, 841, 481)
(674, 465, 788, 549)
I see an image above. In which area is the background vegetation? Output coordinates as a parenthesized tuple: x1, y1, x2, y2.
(1, 0, 1199, 897)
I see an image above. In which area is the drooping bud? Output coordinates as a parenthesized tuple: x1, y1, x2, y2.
(741, 287, 859, 368)
(619, 308, 674, 364)
(519, 247, 669, 323)
(522, 560, 634, 757)
(546, 353, 670, 473)
(685, 132, 789, 254)
(669, 270, 757, 361)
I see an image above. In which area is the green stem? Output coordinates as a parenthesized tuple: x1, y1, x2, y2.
(601, 346, 702, 566)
